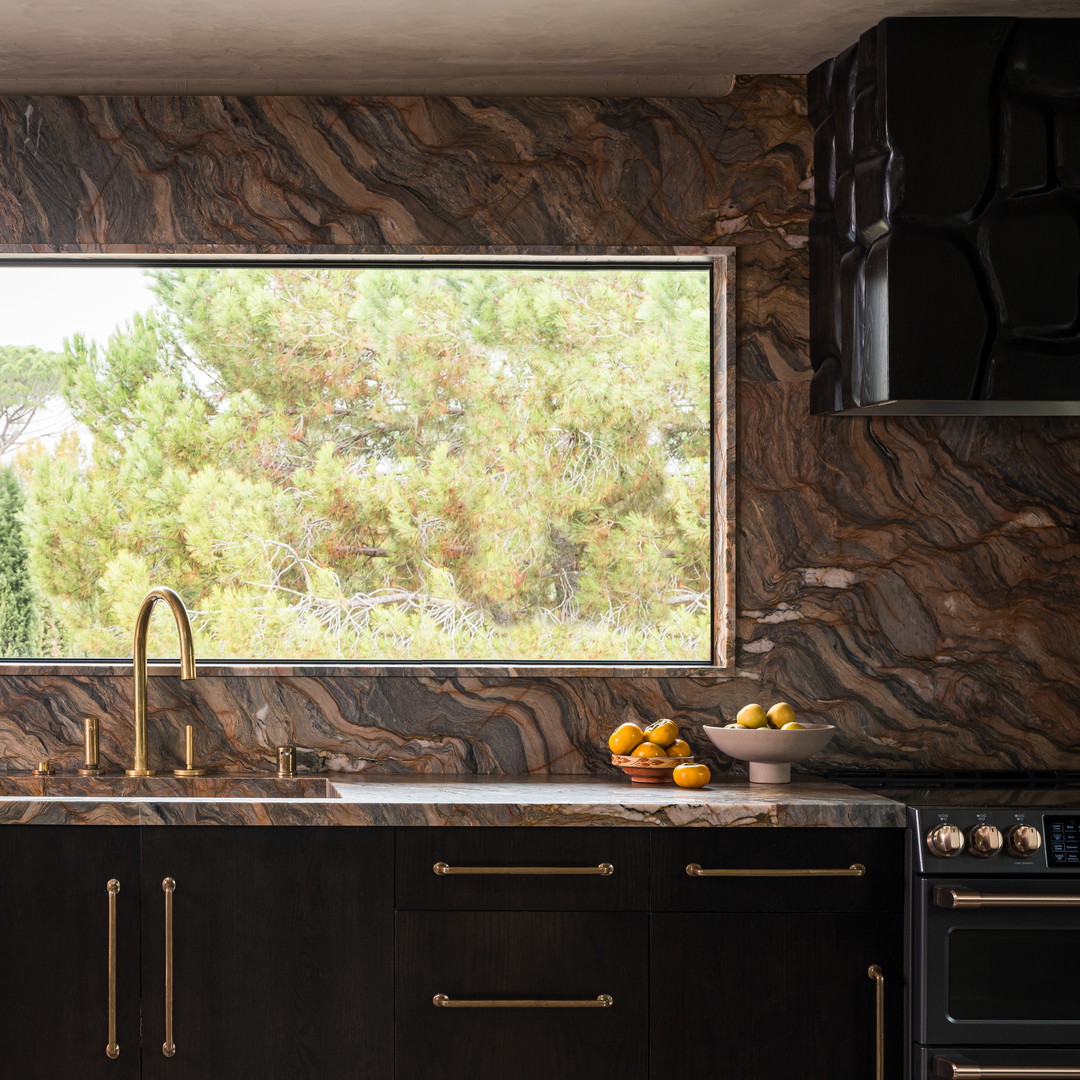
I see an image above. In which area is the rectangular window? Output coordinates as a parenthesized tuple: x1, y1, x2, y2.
(0, 255, 730, 666)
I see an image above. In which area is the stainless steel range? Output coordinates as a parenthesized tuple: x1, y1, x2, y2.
(908, 788, 1080, 1079)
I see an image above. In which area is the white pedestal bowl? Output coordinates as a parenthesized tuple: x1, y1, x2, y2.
(702, 724, 837, 784)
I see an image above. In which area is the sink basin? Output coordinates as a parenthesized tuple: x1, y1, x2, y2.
(0, 774, 340, 799)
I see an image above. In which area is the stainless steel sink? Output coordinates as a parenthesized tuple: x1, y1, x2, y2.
(0, 774, 340, 799)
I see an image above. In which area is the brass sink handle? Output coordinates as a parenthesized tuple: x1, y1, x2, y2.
(80, 716, 104, 775)
(127, 587, 196, 778)
(173, 724, 207, 778)
(31, 760, 56, 776)
(433, 994, 613, 1008)
(276, 746, 297, 778)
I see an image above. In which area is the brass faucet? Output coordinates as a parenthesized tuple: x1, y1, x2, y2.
(126, 587, 196, 777)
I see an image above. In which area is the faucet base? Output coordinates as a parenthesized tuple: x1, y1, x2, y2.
(173, 768, 207, 777)
(125, 768, 158, 777)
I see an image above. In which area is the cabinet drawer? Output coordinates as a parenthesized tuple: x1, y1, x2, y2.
(396, 827, 649, 910)
(651, 828, 904, 912)
(396, 911, 647, 1080)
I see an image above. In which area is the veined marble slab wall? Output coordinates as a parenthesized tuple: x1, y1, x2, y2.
(0, 81, 1078, 775)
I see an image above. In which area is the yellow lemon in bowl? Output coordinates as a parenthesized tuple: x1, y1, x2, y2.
(767, 702, 797, 728)
(607, 723, 645, 756)
(736, 704, 769, 728)
(673, 763, 711, 788)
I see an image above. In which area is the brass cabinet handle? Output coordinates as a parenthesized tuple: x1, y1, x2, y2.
(433, 862, 614, 876)
(935, 887, 1080, 909)
(685, 863, 867, 877)
(868, 965, 884, 1080)
(162, 878, 176, 1058)
(106, 880, 120, 1060)
(934, 1061, 1080, 1078)
(433, 994, 613, 1008)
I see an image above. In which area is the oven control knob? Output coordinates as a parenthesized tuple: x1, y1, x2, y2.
(967, 824, 1003, 858)
(1006, 824, 1042, 858)
(926, 824, 966, 858)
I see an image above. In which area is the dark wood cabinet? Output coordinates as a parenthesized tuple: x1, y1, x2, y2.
(396, 911, 647, 1080)
(0, 827, 142, 1080)
(141, 827, 393, 1080)
(650, 912, 901, 1080)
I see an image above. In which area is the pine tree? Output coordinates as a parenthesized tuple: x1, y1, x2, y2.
(0, 466, 37, 656)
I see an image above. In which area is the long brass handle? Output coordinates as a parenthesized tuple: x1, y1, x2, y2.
(433, 862, 614, 876)
(934, 1061, 1080, 1078)
(106, 879, 120, 1060)
(868, 965, 884, 1080)
(935, 888, 1080, 909)
(433, 994, 613, 1008)
(162, 878, 176, 1058)
(685, 863, 867, 877)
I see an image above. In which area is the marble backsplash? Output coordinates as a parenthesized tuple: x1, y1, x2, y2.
(0, 79, 1078, 775)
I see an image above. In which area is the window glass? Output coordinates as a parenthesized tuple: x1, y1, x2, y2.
(0, 263, 714, 662)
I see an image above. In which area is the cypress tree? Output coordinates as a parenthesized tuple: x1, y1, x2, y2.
(0, 465, 37, 656)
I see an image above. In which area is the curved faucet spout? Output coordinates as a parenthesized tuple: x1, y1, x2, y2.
(127, 587, 197, 777)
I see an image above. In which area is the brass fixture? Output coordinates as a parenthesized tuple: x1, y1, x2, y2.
(32, 760, 55, 776)
(162, 877, 176, 1058)
(935, 887, 1080, 909)
(80, 717, 103, 776)
(433, 862, 614, 876)
(276, 745, 296, 778)
(685, 863, 866, 877)
(926, 823, 966, 858)
(967, 823, 1004, 858)
(106, 879, 120, 1059)
(432, 994, 613, 1008)
(1006, 823, 1043, 858)
(868, 965, 884, 1080)
(127, 587, 196, 777)
(935, 1060, 1080, 1078)
(173, 724, 206, 778)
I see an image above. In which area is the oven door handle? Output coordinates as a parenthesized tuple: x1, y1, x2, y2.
(934, 887, 1080, 909)
(934, 1058, 1080, 1078)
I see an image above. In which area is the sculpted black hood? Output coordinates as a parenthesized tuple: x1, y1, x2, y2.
(810, 17, 1080, 415)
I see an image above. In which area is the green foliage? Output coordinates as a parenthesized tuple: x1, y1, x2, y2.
(0, 466, 38, 655)
(0, 344, 66, 455)
(17, 267, 713, 660)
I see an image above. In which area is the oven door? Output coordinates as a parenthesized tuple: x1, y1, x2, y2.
(917, 877, 1080, 1047)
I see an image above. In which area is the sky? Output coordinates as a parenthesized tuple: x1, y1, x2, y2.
(0, 265, 155, 460)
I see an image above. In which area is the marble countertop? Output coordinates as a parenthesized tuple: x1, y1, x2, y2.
(0, 773, 906, 828)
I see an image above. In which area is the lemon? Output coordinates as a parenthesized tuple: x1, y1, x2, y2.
(781, 722, 806, 730)
(767, 702, 797, 728)
(723, 722, 745, 729)
(666, 738, 692, 757)
(736, 704, 768, 729)
(643, 718, 679, 748)
(631, 742, 667, 758)
(608, 722, 645, 756)
(673, 763, 710, 788)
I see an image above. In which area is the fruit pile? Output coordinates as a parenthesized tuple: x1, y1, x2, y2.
(725, 702, 805, 730)
(608, 719, 710, 788)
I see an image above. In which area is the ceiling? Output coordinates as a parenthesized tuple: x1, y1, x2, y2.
(0, 0, 1069, 96)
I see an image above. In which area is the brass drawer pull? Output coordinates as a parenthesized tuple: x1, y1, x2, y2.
(685, 863, 866, 878)
(106, 879, 120, 1060)
(868, 965, 884, 1080)
(936, 887, 1080, 909)
(934, 1060, 1080, 1078)
(162, 878, 176, 1058)
(433, 994, 613, 1008)
(433, 862, 614, 877)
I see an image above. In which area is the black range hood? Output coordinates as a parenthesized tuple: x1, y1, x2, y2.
(810, 17, 1080, 416)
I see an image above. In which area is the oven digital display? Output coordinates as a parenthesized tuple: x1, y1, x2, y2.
(1045, 817, 1080, 866)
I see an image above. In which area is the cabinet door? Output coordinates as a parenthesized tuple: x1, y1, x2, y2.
(141, 826, 393, 1080)
(397, 911, 648, 1080)
(0, 826, 141, 1080)
(650, 912, 901, 1080)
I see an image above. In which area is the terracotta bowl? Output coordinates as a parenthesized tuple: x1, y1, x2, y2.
(611, 753, 694, 784)
(701, 724, 836, 784)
